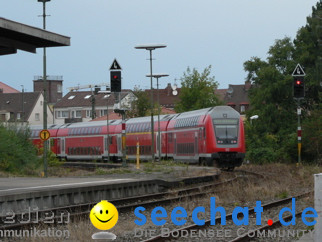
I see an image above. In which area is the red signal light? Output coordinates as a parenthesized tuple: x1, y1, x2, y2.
(296, 80, 301, 85)
(113, 75, 118, 79)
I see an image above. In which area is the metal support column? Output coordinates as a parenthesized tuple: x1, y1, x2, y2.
(297, 100, 302, 164)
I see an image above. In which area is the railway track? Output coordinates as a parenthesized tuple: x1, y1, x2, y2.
(141, 191, 313, 242)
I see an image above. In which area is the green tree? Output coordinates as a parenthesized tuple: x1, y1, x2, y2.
(293, 0, 322, 108)
(0, 124, 41, 174)
(244, 1, 322, 164)
(175, 66, 222, 112)
(302, 107, 322, 162)
(244, 38, 297, 135)
(243, 38, 298, 164)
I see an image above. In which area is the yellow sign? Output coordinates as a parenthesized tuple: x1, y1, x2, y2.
(39, 129, 50, 141)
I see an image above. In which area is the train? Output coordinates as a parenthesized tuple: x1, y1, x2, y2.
(30, 106, 245, 169)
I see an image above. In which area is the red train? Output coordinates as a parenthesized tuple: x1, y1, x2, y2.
(30, 106, 245, 169)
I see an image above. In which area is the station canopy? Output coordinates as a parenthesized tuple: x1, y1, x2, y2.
(0, 17, 70, 55)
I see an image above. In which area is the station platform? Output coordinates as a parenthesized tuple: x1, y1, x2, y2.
(0, 170, 219, 215)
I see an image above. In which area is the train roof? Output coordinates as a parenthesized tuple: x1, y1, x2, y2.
(173, 107, 212, 119)
(126, 114, 176, 124)
(171, 106, 240, 120)
(209, 106, 240, 119)
(29, 106, 239, 131)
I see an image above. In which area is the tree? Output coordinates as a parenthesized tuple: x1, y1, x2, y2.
(243, 1, 322, 163)
(293, 0, 322, 108)
(175, 66, 222, 112)
(243, 38, 298, 163)
(127, 87, 150, 118)
(244, 37, 297, 135)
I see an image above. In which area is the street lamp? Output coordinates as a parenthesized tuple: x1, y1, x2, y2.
(21, 85, 24, 122)
(250, 115, 259, 125)
(146, 73, 169, 161)
(38, 0, 51, 177)
(99, 90, 111, 162)
(135, 44, 166, 161)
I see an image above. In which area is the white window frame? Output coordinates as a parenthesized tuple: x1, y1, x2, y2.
(57, 84, 62, 93)
(56, 110, 69, 118)
(71, 110, 82, 118)
(86, 110, 92, 118)
(100, 109, 107, 117)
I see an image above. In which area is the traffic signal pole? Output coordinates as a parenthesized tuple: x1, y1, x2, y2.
(292, 63, 305, 165)
(297, 101, 302, 164)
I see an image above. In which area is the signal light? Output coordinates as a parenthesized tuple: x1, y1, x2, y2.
(110, 71, 121, 92)
(293, 77, 305, 99)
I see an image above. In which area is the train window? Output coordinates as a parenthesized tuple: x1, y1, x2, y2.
(168, 133, 172, 142)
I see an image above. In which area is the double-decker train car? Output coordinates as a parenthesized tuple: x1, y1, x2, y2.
(30, 106, 245, 169)
(166, 106, 245, 168)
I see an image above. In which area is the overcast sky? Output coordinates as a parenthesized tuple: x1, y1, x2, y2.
(0, 0, 318, 94)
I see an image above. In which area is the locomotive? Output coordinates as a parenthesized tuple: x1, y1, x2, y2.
(30, 106, 245, 169)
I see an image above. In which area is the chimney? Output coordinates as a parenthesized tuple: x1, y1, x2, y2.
(245, 80, 251, 91)
(167, 83, 171, 96)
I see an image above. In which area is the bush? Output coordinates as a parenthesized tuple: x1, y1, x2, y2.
(0, 123, 41, 175)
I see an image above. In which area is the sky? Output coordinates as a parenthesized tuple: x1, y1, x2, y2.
(0, 0, 319, 95)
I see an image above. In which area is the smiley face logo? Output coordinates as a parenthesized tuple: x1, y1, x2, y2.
(90, 200, 118, 230)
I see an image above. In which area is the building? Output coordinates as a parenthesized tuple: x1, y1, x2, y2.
(33, 76, 63, 104)
(145, 83, 181, 109)
(53, 91, 136, 124)
(223, 81, 252, 114)
(0, 81, 20, 93)
(0, 92, 53, 125)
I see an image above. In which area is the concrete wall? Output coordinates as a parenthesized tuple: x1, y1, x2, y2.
(314, 173, 322, 242)
(0, 180, 163, 215)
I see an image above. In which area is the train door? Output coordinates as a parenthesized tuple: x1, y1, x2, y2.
(156, 132, 161, 158)
(61, 138, 65, 157)
(117, 134, 122, 156)
(195, 131, 198, 159)
(104, 135, 109, 157)
(174, 133, 177, 159)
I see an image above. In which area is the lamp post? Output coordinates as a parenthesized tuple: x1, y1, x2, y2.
(99, 91, 111, 162)
(146, 73, 169, 161)
(21, 85, 24, 122)
(135, 44, 166, 161)
(38, 0, 51, 177)
(250, 115, 259, 125)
